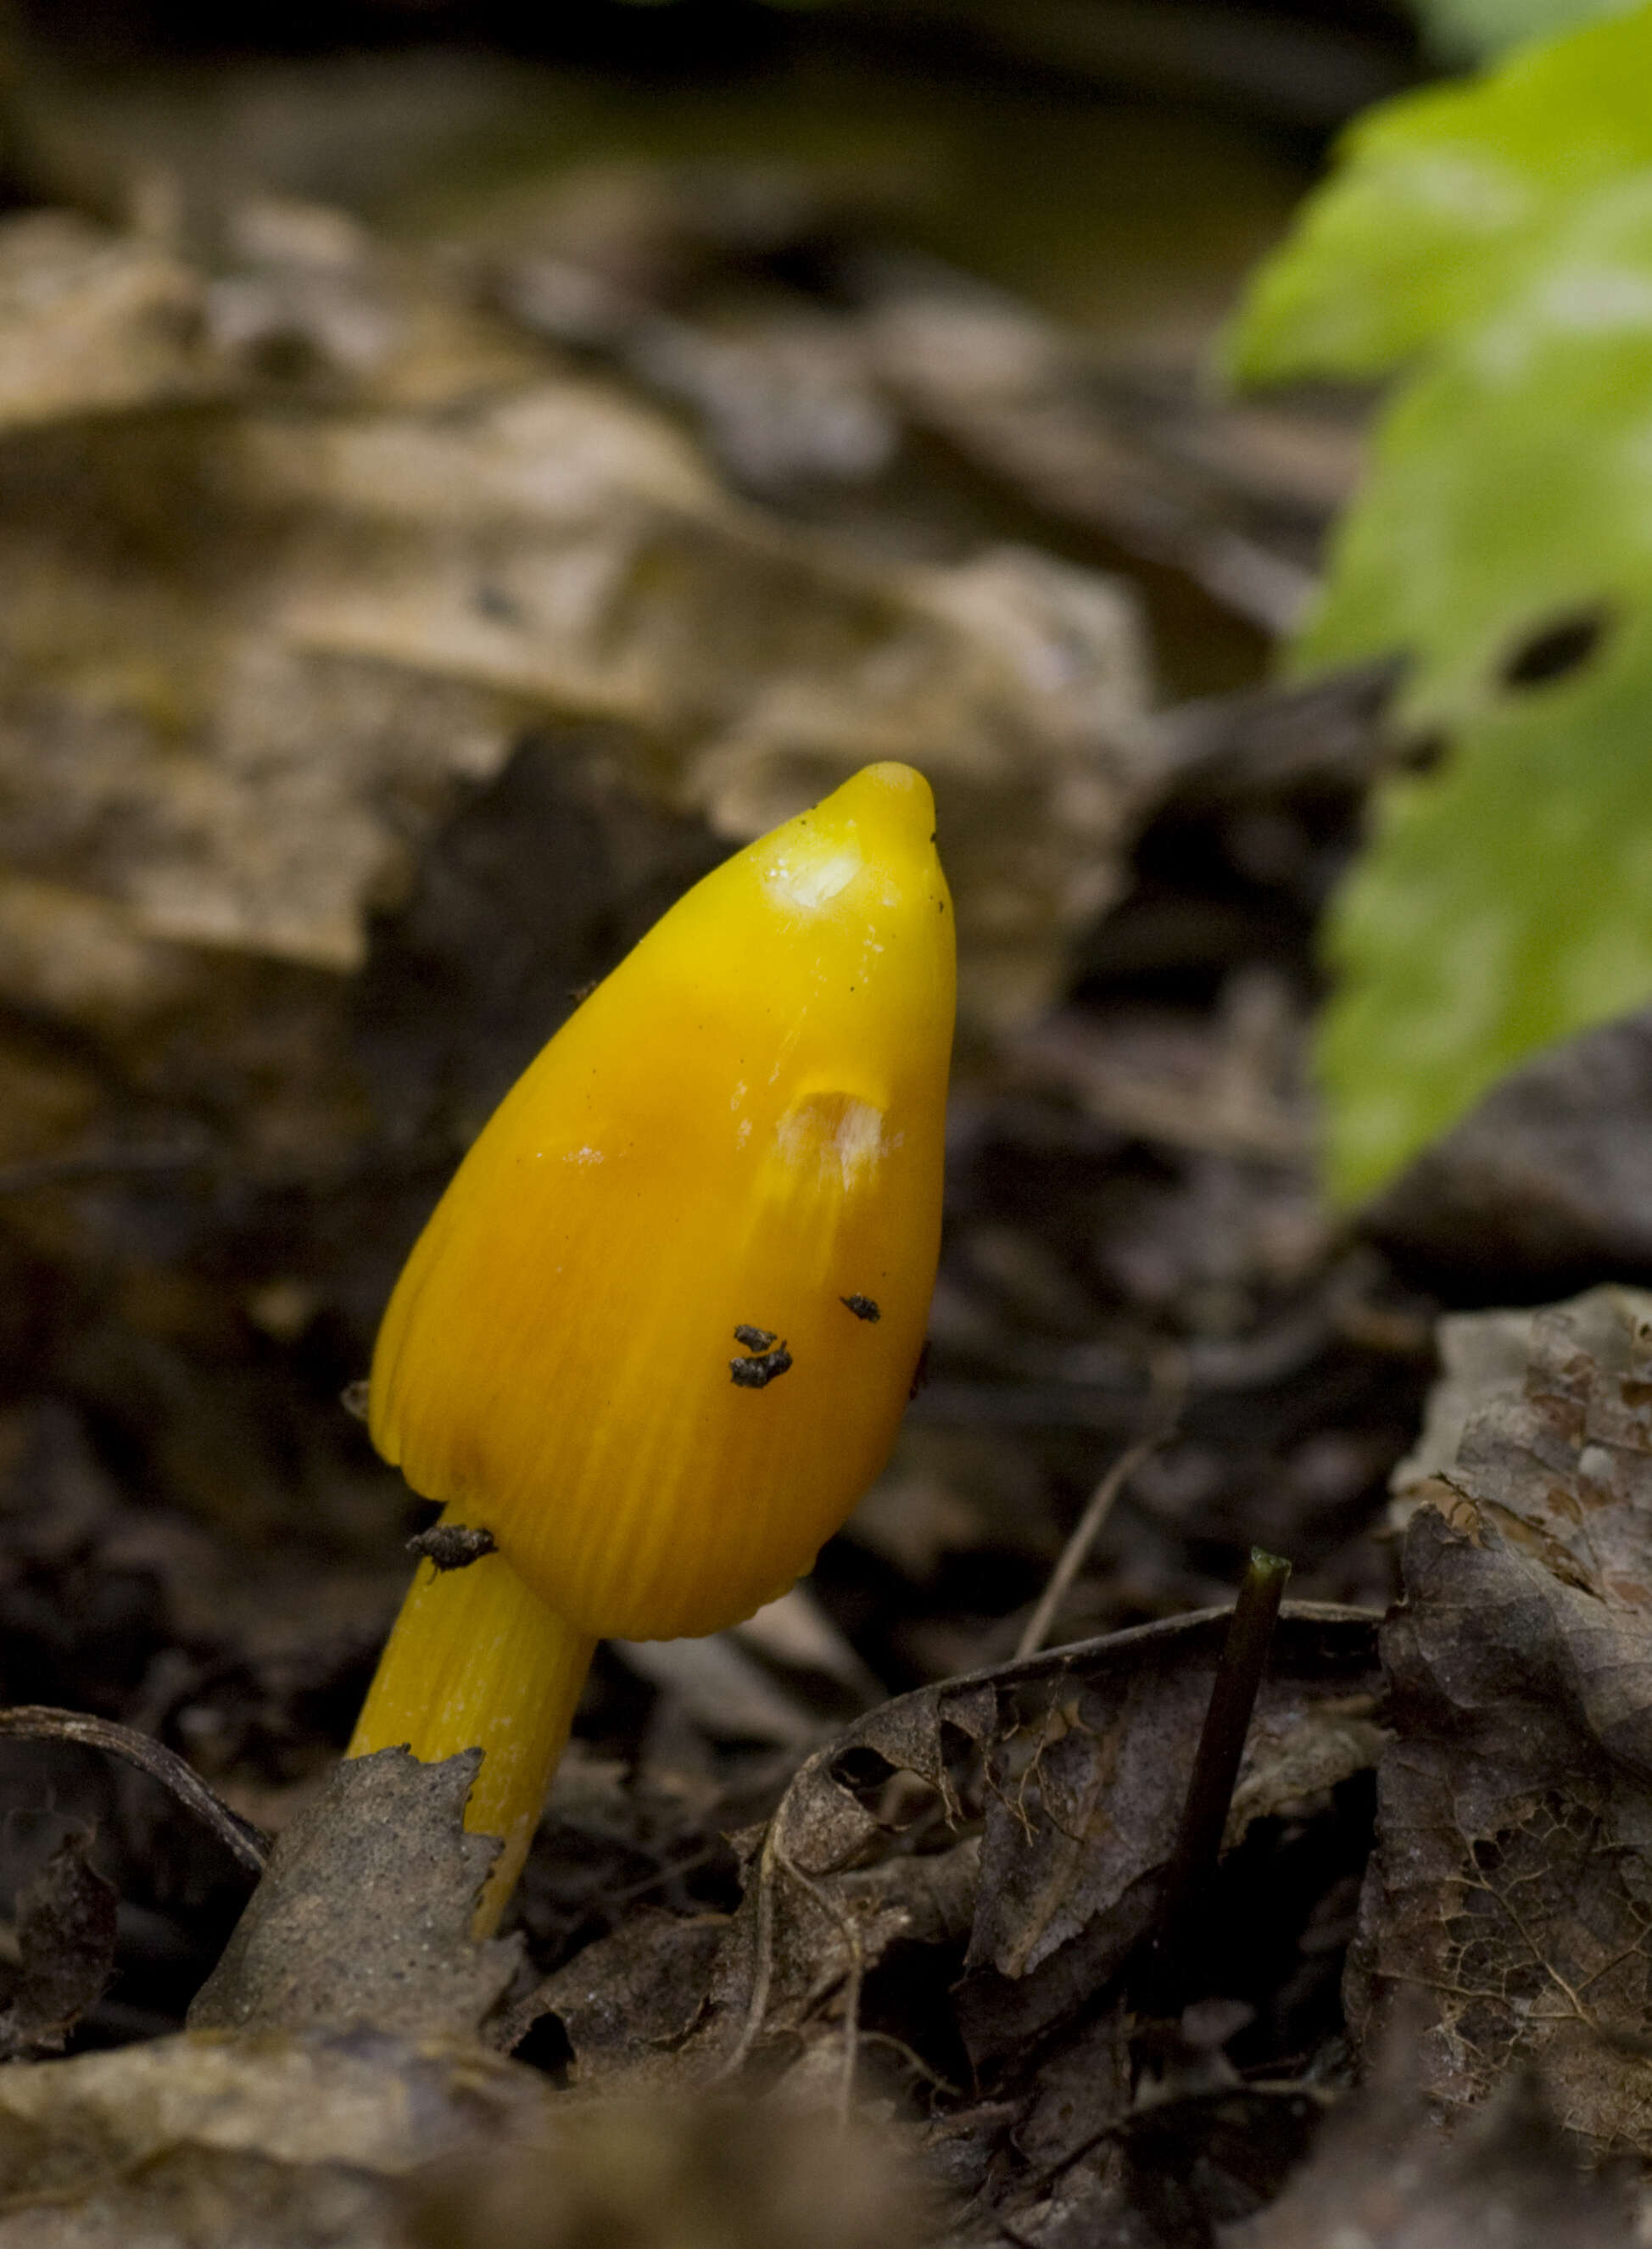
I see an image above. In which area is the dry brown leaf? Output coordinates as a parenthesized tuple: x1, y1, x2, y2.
(956, 1608, 1380, 2067)
(1353, 1284, 1652, 2157)
(0, 2027, 557, 2249)
(510, 1906, 728, 2089)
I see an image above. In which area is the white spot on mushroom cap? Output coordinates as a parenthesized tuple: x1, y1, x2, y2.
(774, 1092, 885, 1188)
(763, 834, 864, 911)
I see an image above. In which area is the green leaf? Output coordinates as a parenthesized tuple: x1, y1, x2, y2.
(1226, 3, 1652, 1203)
(1411, 0, 1645, 66)
(1228, 9, 1652, 383)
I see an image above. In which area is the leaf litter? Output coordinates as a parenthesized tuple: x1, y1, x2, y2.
(2, 18, 1649, 2248)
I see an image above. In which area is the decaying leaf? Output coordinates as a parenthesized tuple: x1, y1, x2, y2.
(0, 2026, 558, 2249)
(187, 1748, 518, 2040)
(954, 1606, 1381, 2068)
(1353, 1283, 1652, 2155)
(0, 1828, 117, 2060)
(501, 1906, 728, 2084)
(525, 1605, 1381, 2093)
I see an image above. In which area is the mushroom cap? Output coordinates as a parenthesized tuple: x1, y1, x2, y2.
(368, 762, 955, 1640)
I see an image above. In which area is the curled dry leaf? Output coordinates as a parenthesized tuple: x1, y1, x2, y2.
(1353, 1283, 1652, 2156)
(497, 1906, 730, 2084)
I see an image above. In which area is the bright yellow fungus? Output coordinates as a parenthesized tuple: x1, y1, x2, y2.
(349, 762, 955, 1928)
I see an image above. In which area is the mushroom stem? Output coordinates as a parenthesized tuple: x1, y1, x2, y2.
(346, 1508, 596, 1936)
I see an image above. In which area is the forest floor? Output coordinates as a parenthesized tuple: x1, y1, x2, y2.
(0, 8, 1647, 2244)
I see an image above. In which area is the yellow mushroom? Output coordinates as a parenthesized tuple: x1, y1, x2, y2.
(348, 762, 956, 1930)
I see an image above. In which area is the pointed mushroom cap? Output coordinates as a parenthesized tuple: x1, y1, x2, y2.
(369, 762, 955, 1640)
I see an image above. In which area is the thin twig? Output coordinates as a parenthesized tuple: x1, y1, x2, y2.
(1133, 1547, 1292, 2017)
(1016, 1356, 1186, 1660)
(0, 1705, 269, 1877)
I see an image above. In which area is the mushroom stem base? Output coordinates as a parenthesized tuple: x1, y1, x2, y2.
(347, 1519, 596, 1935)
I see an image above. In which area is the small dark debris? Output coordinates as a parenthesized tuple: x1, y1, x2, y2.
(731, 1344, 793, 1388)
(340, 1378, 371, 1422)
(408, 1524, 500, 1571)
(734, 1325, 779, 1350)
(1500, 608, 1609, 690)
(841, 1294, 881, 1322)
